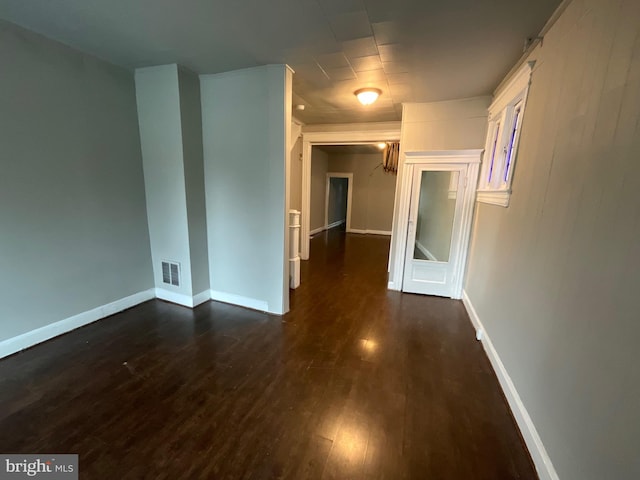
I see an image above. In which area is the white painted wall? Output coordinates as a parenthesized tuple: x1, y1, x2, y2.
(310, 147, 329, 232)
(135, 65, 194, 299)
(178, 68, 210, 296)
(201, 65, 290, 314)
(388, 97, 490, 283)
(464, 1, 640, 479)
(0, 20, 153, 342)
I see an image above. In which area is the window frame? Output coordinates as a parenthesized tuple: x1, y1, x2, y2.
(477, 61, 534, 207)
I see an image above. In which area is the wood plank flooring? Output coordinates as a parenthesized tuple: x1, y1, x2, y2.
(0, 229, 537, 479)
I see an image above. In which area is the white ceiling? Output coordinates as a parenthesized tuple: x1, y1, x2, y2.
(0, 0, 561, 124)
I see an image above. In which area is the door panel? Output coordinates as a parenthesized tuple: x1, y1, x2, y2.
(402, 166, 466, 297)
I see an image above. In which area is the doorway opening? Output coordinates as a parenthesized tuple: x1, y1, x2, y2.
(325, 173, 352, 233)
(300, 127, 401, 261)
(308, 143, 397, 247)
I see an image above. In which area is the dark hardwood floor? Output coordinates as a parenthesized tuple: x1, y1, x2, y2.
(0, 229, 536, 479)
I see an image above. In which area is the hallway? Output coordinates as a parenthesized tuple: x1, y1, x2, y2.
(0, 230, 536, 479)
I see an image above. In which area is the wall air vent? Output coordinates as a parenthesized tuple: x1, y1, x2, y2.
(161, 261, 180, 287)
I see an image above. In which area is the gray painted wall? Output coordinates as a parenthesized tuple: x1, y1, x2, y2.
(464, 1, 640, 479)
(389, 97, 490, 282)
(178, 68, 210, 295)
(310, 147, 329, 231)
(200, 65, 289, 314)
(0, 20, 153, 341)
(135, 64, 194, 297)
(328, 152, 396, 232)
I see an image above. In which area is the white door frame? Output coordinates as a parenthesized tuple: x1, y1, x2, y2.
(301, 127, 401, 260)
(324, 173, 353, 232)
(390, 149, 482, 299)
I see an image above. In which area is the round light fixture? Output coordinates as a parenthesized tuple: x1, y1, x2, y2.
(354, 88, 381, 106)
(377, 142, 386, 150)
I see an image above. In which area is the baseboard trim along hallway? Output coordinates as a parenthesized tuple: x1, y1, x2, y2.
(462, 290, 559, 480)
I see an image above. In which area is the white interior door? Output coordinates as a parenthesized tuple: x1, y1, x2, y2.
(402, 165, 467, 297)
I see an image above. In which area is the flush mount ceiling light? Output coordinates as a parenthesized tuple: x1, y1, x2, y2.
(354, 88, 381, 106)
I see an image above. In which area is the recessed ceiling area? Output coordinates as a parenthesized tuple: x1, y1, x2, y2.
(0, 0, 562, 124)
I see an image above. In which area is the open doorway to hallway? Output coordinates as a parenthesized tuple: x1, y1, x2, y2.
(306, 144, 397, 279)
(325, 174, 350, 233)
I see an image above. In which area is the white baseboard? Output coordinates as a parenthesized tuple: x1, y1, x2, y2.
(192, 290, 211, 307)
(0, 289, 155, 360)
(461, 290, 559, 480)
(210, 289, 269, 313)
(154, 288, 190, 307)
(347, 228, 392, 236)
(387, 281, 399, 291)
(327, 219, 346, 229)
(155, 288, 211, 308)
(415, 240, 437, 261)
(310, 220, 345, 236)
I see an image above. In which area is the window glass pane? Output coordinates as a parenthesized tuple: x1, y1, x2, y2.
(487, 122, 500, 183)
(504, 103, 523, 183)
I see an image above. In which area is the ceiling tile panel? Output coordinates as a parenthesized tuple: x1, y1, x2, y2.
(377, 44, 407, 63)
(324, 66, 357, 81)
(342, 36, 379, 58)
(349, 55, 383, 72)
(315, 52, 351, 69)
(371, 21, 403, 45)
(382, 61, 410, 74)
(318, 0, 366, 15)
(329, 11, 373, 41)
(386, 72, 411, 85)
(355, 68, 387, 82)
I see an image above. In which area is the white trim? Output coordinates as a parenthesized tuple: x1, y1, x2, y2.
(192, 290, 211, 307)
(155, 288, 212, 308)
(489, 62, 534, 116)
(390, 150, 481, 297)
(478, 62, 533, 206)
(404, 149, 483, 164)
(301, 127, 401, 260)
(415, 240, 437, 261)
(348, 228, 392, 236)
(476, 190, 511, 207)
(210, 289, 269, 313)
(155, 288, 196, 308)
(462, 290, 559, 480)
(310, 220, 346, 237)
(0, 289, 155, 359)
(327, 220, 346, 230)
(324, 172, 353, 233)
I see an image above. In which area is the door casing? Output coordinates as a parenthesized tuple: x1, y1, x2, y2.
(390, 150, 482, 299)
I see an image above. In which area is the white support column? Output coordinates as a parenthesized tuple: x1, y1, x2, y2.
(289, 209, 301, 289)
